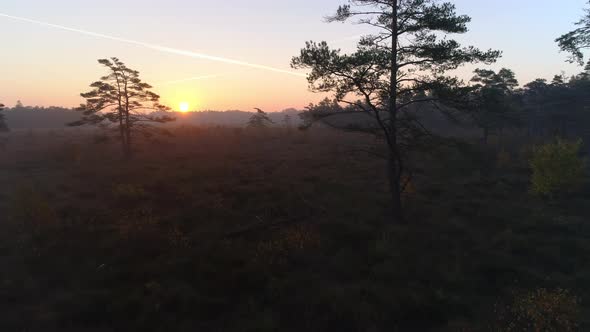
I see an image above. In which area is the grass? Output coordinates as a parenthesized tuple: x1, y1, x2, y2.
(0, 127, 589, 331)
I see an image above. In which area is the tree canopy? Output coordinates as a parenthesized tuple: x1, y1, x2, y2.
(468, 68, 519, 143)
(557, 1, 590, 66)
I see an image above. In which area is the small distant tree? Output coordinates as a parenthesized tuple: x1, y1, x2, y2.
(299, 98, 345, 129)
(557, 1, 590, 66)
(530, 139, 586, 197)
(70, 57, 174, 157)
(469, 68, 519, 144)
(14, 100, 24, 110)
(247, 108, 274, 128)
(291, 0, 500, 222)
(0, 102, 7, 132)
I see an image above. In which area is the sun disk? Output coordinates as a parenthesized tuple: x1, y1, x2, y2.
(179, 102, 190, 112)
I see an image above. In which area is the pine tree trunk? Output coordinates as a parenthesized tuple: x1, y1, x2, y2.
(123, 94, 132, 159)
(123, 77, 132, 159)
(119, 118, 127, 157)
(115, 74, 127, 157)
(124, 125, 132, 159)
(120, 110, 132, 159)
(387, 1, 404, 224)
(388, 153, 404, 223)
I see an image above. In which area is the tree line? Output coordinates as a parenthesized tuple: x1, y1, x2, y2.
(301, 66, 590, 144)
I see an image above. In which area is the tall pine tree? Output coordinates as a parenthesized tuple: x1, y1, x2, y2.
(291, 0, 500, 222)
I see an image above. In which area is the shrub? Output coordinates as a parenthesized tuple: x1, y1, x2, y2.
(53, 142, 83, 164)
(93, 133, 111, 144)
(498, 288, 580, 332)
(116, 207, 160, 242)
(530, 139, 586, 196)
(253, 225, 321, 267)
(10, 184, 58, 235)
(168, 225, 191, 249)
(112, 183, 147, 201)
(496, 149, 512, 168)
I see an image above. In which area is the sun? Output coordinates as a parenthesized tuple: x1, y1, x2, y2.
(179, 102, 190, 112)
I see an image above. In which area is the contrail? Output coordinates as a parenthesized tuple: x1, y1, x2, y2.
(160, 74, 225, 86)
(0, 12, 306, 77)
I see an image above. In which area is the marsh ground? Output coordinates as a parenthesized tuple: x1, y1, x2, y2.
(0, 127, 588, 331)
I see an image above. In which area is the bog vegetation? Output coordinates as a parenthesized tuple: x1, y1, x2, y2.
(530, 139, 586, 197)
(1, 0, 590, 331)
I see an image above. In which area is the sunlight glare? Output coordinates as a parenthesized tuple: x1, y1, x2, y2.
(179, 102, 190, 112)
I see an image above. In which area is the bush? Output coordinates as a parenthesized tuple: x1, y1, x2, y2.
(496, 149, 512, 168)
(53, 142, 83, 164)
(497, 288, 580, 332)
(10, 184, 58, 235)
(530, 139, 586, 196)
(112, 183, 147, 201)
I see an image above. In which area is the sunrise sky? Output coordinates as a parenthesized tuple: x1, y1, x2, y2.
(0, 0, 587, 112)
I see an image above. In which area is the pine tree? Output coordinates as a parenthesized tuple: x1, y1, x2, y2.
(291, 0, 500, 222)
(70, 58, 174, 157)
(469, 68, 519, 144)
(247, 108, 274, 128)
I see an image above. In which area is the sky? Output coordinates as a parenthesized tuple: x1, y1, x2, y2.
(0, 0, 587, 112)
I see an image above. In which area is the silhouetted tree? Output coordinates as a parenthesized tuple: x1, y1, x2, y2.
(469, 68, 519, 144)
(557, 1, 590, 66)
(248, 108, 274, 128)
(522, 70, 590, 138)
(299, 98, 343, 129)
(70, 58, 174, 157)
(0, 102, 7, 132)
(522, 78, 550, 137)
(14, 100, 24, 110)
(291, 0, 500, 222)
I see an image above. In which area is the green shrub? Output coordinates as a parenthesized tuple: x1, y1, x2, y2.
(530, 139, 586, 196)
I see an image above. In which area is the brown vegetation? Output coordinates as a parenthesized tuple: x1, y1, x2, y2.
(1, 127, 589, 331)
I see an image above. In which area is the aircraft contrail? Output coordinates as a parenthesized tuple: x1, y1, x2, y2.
(0, 12, 306, 77)
(160, 74, 226, 86)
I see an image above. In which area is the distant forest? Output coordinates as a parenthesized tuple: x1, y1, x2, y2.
(2, 103, 302, 129)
